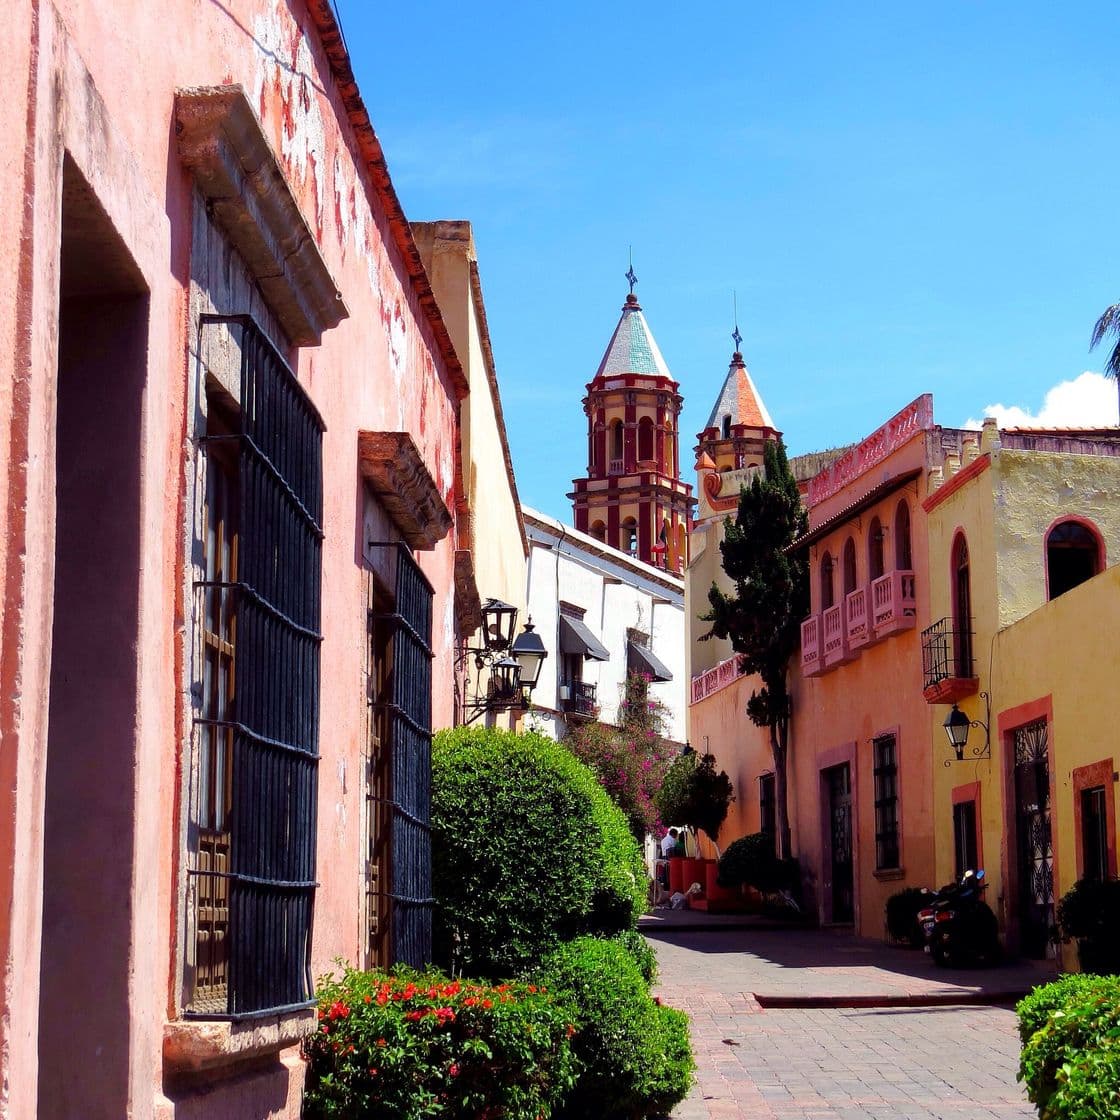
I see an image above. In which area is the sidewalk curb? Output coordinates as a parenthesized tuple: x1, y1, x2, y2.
(754, 990, 1030, 1009)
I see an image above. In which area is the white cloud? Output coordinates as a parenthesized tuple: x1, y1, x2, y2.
(963, 371, 1119, 430)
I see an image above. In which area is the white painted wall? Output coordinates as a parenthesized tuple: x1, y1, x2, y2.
(523, 508, 687, 744)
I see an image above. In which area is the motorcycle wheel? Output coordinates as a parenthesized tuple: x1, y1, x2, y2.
(931, 942, 955, 968)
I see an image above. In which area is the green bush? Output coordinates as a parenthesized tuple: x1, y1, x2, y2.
(717, 833, 796, 892)
(535, 936, 694, 1120)
(1056, 878, 1120, 973)
(885, 887, 930, 947)
(1017, 974, 1116, 1045)
(655, 751, 734, 845)
(1017, 974, 1120, 1116)
(303, 964, 575, 1119)
(1044, 1039, 1120, 1119)
(612, 929, 659, 986)
(431, 726, 648, 978)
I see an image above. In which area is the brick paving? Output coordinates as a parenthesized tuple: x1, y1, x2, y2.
(647, 922, 1042, 1119)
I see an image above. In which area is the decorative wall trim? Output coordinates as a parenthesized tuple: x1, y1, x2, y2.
(453, 549, 483, 637)
(358, 431, 452, 550)
(175, 86, 348, 346)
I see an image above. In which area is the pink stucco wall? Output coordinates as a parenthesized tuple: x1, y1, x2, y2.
(1, 2, 463, 1115)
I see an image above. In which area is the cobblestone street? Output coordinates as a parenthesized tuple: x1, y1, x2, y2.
(646, 919, 1045, 1120)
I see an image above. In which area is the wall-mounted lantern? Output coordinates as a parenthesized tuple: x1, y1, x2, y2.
(943, 692, 991, 763)
(460, 601, 548, 724)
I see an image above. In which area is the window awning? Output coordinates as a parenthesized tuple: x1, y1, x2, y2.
(559, 615, 610, 661)
(627, 640, 673, 683)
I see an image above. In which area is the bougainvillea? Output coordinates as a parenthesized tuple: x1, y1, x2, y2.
(563, 672, 676, 839)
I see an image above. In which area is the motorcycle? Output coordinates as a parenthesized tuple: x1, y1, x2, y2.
(917, 868, 1001, 967)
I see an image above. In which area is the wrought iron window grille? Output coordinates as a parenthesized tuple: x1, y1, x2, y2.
(366, 541, 435, 968)
(188, 313, 323, 1021)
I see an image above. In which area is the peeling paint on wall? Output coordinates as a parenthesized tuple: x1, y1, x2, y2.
(253, 1, 326, 237)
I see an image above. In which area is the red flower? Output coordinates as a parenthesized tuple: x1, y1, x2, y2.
(449, 1063, 460, 1077)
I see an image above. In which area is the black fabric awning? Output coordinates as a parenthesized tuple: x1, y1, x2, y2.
(627, 640, 673, 683)
(559, 615, 610, 661)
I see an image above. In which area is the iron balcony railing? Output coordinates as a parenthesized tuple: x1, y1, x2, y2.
(921, 616, 974, 690)
(562, 680, 598, 718)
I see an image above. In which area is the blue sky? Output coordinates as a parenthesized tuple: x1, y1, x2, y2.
(339, 1, 1120, 523)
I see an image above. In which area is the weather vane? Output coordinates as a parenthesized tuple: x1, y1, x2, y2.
(732, 290, 742, 351)
(626, 247, 638, 295)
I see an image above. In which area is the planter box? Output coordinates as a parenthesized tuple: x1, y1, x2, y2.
(668, 857, 685, 894)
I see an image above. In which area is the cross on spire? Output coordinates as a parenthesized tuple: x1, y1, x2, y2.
(731, 290, 742, 351)
(626, 247, 638, 295)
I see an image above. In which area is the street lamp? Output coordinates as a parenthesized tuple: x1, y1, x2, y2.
(460, 606, 549, 724)
(942, 692, 991, 763)
(510, 618, 547, 692)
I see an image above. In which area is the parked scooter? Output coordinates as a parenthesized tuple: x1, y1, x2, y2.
(917, 869, 1001, 967)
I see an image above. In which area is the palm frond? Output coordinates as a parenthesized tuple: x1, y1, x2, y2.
(1088, 302, 1120, 358)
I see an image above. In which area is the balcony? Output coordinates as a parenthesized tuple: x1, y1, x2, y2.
(921, 617, 978, 703)
(561, 680, 599, 720)
(800, 614, 821, 677)
(607, 457, 624, 475)
(871, 569, 916, 636)
(822, 604, 853, 668)
(844, 586, 872, 651)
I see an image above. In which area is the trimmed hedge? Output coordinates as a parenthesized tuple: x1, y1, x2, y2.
(1017, 974, 1120, 1118)
(717, 832, 797, 892)
(302, 964, 576, 1119)
(536, 936, 694, 1120)
(431, 726, 648, 978)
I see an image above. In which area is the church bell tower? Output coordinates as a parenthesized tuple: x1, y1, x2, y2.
(569, 273, 694, 571)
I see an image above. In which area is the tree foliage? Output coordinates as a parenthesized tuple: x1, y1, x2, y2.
(702, 439, 808, 857)
(564, 672, 675, 839)
(654, 750, 734, 846)
(1090, 301, 1120, 381)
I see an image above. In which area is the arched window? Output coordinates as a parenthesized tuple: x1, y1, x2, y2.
(820, 552, 835, 610)
(610, 419, 624, 463)
(621, 517, 638, 557)
(638, 416, 654, 462)
(895, 501, 912, 571)
(868, 517, 885, 581)
(1047, 519, 1101, 599)
(952, 533, 973, 676)
(842, 537, 857, 597)
(721, 414, 732, 439)
(590, 520, 606, 543)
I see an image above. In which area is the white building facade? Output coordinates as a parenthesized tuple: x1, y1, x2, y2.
(523, 507, 687, 744)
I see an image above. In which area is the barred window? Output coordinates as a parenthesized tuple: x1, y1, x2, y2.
(1081, 786, 1108, 882)
(190, 315, 324, 1018)
(366, 542, 434, 968)
(953, 800, 978, 881)
(872, 734, 900, 871)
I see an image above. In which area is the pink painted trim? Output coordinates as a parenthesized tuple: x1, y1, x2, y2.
(1071, 760, 1117, 879)
(922, 453, 991, 513)
(817, 741, 859, 927)
(1042, 514, 1107, 602)
(951, 781, 984, 874)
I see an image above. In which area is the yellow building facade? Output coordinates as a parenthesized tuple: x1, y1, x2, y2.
(923, 421, 1120, 963)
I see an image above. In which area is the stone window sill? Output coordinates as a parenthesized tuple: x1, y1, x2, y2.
(163, 1008, 316, 1073)
(873, 867, 906, 882)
